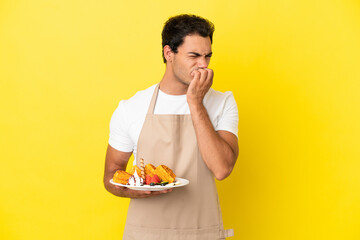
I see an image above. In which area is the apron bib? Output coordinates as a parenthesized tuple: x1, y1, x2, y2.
(123, 84, 234, 240)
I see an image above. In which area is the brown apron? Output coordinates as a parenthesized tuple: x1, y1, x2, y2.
(123, 84, 234, 240)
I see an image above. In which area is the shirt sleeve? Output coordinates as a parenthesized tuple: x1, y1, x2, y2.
(215, 92, 239, 138)
(108, 101, 134, 152)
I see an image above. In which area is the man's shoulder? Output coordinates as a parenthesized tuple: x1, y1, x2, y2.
(126, 84, 156, 103)
(205, 88, 235, 104)
(112, 84, 156, 123)
(118, 84, 156, 109)
(203, 88, 237, 115)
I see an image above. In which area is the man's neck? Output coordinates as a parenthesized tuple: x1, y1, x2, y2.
(159, 69, 188, 95)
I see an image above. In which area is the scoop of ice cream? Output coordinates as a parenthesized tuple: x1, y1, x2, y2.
(128, 169, 144, 186)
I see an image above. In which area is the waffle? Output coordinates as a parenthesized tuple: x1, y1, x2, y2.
(113, 170, 132, 185)
(128, 165, 141, 176)
(144, 163, 156, 177)
(154, 165, 176, 183)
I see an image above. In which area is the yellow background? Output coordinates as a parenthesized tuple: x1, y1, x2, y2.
(1, 0, 360, 239)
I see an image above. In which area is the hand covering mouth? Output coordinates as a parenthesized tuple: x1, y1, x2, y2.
(190, 67, 205, 76)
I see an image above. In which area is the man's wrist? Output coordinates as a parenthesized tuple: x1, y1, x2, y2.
(188, 102, 209, 122)
(188, 101, 205, 112)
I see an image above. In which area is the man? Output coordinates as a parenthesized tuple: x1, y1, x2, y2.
(104, 14, 238, 239)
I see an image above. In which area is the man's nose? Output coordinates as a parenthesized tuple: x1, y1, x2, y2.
(197, 57, 208, 68)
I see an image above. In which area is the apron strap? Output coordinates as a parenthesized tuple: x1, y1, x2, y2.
(147, 83, 160, 114)
(220, 228, 234, 238)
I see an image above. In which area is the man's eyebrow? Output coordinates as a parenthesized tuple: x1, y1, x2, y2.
(188, 52, 213, 57)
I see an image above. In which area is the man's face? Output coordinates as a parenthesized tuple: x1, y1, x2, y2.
(170, 34, 212, 85)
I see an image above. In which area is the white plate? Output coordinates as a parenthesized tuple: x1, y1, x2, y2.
(110, 177, 189, 191)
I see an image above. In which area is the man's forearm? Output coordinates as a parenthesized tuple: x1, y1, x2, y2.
(189, 103, 237, 180)
(104, 170, 127, 197)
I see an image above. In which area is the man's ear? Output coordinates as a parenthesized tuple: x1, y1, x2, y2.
(163, 45, 173, 63)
